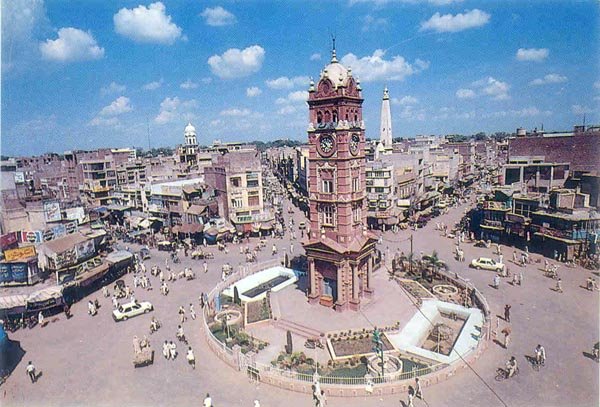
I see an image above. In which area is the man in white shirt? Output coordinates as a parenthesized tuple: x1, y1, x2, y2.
(203, 393, 212, 407)
(26, 361, 36, 383)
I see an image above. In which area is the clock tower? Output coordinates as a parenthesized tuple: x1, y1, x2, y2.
(303, 48, 378, 312)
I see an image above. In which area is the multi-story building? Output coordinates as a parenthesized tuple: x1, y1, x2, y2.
(365, 160, 398, 229)
(81, 156, 117, 207)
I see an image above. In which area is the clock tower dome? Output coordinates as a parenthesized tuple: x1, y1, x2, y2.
(303, 47, 378, 312)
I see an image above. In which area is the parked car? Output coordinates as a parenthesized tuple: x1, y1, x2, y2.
(157, 241, 173, 252)
(470, 257, 504, 272)
(113, 300, 153, 322)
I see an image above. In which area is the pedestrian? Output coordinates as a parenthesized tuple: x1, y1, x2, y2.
(203, 238, 207, 248)
(26, 361, 37, 383)
(502, 326, 511, 348)
(162, 341, 170, 360)
(406, 386, 415, 407)
(112, 295, 119, 309)
(190, 303, 196, 320)
(493, 274, 500, 289)
(200, 293, 205, 308)
(254, 400, 261, 407)
(499, 254, 503, 265)
(203, 261, 208, 273)
(556, 278, 563, 293)
(518, 272, 523, 285)
(203, 393, 212, 407)
(415, 377, 423, 400)
(318, 390, 327, 406)
(178, 306, 187, 323)
(272, 244, 277, 256)
(504, 304, 511, 322)
(169, 341, 177, 359)
(186, 347, 195, 369)
(102, 286, 109, 297)
(159, 269, 164, 282)
(512, 251, 518, 263)
(290, 242, 294, 254)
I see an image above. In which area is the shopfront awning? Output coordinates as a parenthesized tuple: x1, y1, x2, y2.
(177, 223, 204, 234)
(0, 294, 28, 312)
(480, 224, 504, 231)
(534, 232, 580, 245)
(75, 263, 109, 286)
(397, 199, 411, 208)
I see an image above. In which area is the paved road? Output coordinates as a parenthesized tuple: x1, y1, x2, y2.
(2, 196, 598, 407)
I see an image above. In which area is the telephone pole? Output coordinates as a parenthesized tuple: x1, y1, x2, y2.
(409, 234, 413, 274)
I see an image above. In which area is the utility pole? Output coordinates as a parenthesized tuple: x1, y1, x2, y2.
(409, 234, 413, 275)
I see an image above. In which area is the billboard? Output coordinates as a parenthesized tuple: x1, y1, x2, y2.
(75, 239, 95, 261)
(4, 246, 36, 262)
(20, 231, 43, 244)
(64, 207, 86, 225)
(0, 262, 29, 284)
(0, 232, 18, 250)
(14, 172, 25, 184)
(44, 201, 62, 223)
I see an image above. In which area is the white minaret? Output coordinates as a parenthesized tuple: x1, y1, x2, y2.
(380, 87, 393, 150)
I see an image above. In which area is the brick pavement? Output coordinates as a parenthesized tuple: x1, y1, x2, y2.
(2, 197, 598, 407)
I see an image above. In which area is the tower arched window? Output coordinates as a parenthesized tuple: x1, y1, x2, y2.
(333, 110, 338, 123)
(324, 111, 331, 123)
(317, 111, 323, 124)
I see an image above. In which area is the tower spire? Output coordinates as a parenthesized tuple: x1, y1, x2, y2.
(380, 86, 393, 149)
(330, 34, 338, 63)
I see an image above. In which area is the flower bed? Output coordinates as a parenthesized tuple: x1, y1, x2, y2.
(246, 297, 272, 324)
(328, 329, 396, 358)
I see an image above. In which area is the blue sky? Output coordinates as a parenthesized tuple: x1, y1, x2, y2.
(2, 0, 598, 156)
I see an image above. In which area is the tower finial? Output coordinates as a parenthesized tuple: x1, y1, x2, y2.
(330, 34, 337, 63)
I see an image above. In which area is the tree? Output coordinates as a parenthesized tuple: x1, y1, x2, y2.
(233, 286, 240, 305)
(285, 330, 293, 354)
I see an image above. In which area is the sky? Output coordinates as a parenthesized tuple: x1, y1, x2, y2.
(1, 0, 599, 156)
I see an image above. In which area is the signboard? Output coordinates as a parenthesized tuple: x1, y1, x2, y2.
(0, 262, 29, 284)
(64, 207, 86, 225)
(51, 248, 78, 270)
(75, 239, 95, 261)
(0, 263, 11, 283)
(10, 263, 28, 282)
(20, 231, 43, 244)
(44, 201, 62, 223)
(4, 246, 36, 262)
(14, 172, 25, 184)
(0, 232, 18, 250)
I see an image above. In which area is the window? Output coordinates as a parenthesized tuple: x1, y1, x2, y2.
(352, 177, 360, 192)
(322, 205, 334, 225)
(353, 206, 361, 223)
(231, 198, 242, 208)
(247, 180, 259, 188)
(248, 195, 260, 207)
(230, 177, 241, 187)
(322, 179, 334, 194)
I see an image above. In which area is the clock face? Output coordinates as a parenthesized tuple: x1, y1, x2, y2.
(349, 133, 360, 155)
(318, 134, 335, 156)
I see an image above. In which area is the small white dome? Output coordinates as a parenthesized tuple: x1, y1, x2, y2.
(184, 122, 196, 134)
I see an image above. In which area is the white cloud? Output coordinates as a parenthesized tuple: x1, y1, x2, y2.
(246, 87, 262, 97)
(89, 116, 120, 127)
(114, 2, 182, 44)
(310, 53, 322, 61)
(201, 77, 213, 84)
(456, 88, 476, 99)
(154, 97, 198, 124)
(39, 27, 104, 62)
(219, 108, 263, 119)
(200, 6, 237, 26)
(277, 105, 297, 115)
(350, 0, 463, 5)
(180, 79, 199, 89)
(516, 48, 549, 62)
(265, 76, 310, 89)
(572, 104, 594, 115)
(362, 15, 389, 32)
(99, 96, 133, 116)
(340, 50, 428, 82)
(420, 9, 490, 33)
(142, 79, 163, 90)
(593, 80, 600, 90)
(529, 73, 567, 86)
(483, 107, 551, 119)
(276, 91, 308, 105)
(208, 45, 265, 79)
(398, 105, 426, 121)
(101, 82, 126, 95)
(472, 77, 510, 100)
(392, 95, 418, 105)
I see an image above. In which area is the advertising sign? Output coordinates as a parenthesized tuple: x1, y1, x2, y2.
(20, 231, 43, 244)
(10, 263, 28, 283)
(64, 207, 86, 225)
(44, 201, 62, 223)
(0, 232, 18, 250)
(4, 246, 36, 262)
(75, 239, 95, 261)
(0, 263, 11, 283)
(52, 248, 77, 270)
(14, 172, 25, 184)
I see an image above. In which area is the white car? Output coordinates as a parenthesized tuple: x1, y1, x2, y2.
(470, 257, 505, 272)
(112, 300, 153, 322)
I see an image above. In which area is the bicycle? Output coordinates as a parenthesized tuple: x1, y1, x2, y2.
(495, 366, 519, 381)
(530, 357, 545, 372)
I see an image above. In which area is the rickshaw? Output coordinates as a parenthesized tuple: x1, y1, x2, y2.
(132, 335, 154, 368)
